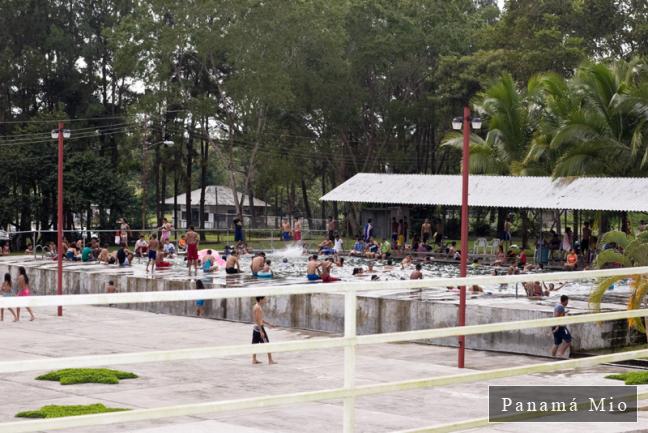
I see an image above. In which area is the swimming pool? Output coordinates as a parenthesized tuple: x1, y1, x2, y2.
(152, 246, 628, 300)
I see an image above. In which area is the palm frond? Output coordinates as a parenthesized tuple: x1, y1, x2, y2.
(589, 276, 624, 311)
(593, 249, 632, 269)
(598, 230, 631, 249)
(637, 231, 648, 243)
(628, 277, 648, 332)
(627, 244, 648, 266)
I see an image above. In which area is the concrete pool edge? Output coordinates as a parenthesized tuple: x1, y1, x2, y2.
(0, 257, 644, 357)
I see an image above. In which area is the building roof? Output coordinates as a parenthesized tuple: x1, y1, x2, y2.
(320, 173, 648, 212)
(165, 185, 268, 207)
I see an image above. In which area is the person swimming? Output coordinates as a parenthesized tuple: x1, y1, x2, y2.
(257, 260, 273, 278)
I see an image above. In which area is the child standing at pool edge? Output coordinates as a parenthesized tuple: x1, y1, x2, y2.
(1, 273, 17, 321)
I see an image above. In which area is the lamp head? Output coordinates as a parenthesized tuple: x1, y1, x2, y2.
(451, 117, 463, 131)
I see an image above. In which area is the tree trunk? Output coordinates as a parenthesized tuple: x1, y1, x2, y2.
(621, 211, 629, 234)
(300, 176, 313, 228)
(520, 210, 530, 249)
(320, 173, 326, 226)
(496, 208, 506, 238)
(173, 173, 179, 239)
(154, 142, 161, 230)
(161, 163, 167, 229)
(185, 118, 197, 228)
(248, 189, 256, 228)
(199, 126, 208, 241)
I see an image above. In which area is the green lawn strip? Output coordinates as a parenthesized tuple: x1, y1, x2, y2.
(16, 404, 129, 419)
(605, 371, 648, 385)
(36, 368, 138, 385)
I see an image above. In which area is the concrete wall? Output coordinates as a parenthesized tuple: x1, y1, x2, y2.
(2, 261, 643, 357)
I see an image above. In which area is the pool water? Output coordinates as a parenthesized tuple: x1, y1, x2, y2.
(149, 246, 629, 300)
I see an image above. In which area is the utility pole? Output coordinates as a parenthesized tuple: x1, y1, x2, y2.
(51, 124, 70, 317)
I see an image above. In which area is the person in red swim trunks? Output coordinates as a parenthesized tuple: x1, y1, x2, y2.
(185, 225, 200, 276)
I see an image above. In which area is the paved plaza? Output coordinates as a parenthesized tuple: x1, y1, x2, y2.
(0, 305, 647, 433)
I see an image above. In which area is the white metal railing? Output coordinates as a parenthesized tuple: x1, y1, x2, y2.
(1, 267, 647, 433)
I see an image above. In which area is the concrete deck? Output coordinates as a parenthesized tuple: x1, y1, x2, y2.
(0, 306, 647, 433)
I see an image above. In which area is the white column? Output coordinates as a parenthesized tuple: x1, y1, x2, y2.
(343, 288, 357, 433)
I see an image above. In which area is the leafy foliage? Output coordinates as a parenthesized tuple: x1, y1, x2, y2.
(605, 371, 648, 385)
(591, 230, 648, 331)
(16, 404, 129, 419)
(36, 368, 138, 385)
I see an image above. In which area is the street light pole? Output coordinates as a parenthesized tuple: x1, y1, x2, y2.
(52, 123, 70, 317)
(458, 106, 470, 368)
(452, 107, 481, 369)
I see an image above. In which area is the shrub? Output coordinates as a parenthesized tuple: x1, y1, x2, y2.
(16, 404, 129, 419)
(605, 371, 648, 385)
(36, 368, 138, 385)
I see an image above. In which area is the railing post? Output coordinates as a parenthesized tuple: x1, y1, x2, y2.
(343, 287, 357, 433)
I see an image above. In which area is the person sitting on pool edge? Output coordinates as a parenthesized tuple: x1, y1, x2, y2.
(350, 237, 365, 257)
(163, 239, 176, 258)
(319, 239, 334, 255)
(564, 249, 578, 270)
(225, 250, 241, 274)
(306, 255, 322, 281)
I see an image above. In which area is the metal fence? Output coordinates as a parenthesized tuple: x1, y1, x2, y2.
(1, 267, 647, 433)
(7, 228, 329, 254)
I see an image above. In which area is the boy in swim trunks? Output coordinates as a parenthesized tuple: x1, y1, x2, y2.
(185, 226, 199, 276)
(252, 296, 276, 364)
(281, 219, 291, 241)
(225, 250, 241, 274)
(146, 234, 159, 274)
(306, 255, 321, 281)
(293, 217, 302, 242)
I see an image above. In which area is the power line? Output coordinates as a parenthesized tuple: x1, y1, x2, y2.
(0, 109, 188, 125)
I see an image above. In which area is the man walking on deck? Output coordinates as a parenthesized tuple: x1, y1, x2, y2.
(551, 295, 571, 358)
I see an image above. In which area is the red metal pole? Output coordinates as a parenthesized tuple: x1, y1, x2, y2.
(458, 106, 470, 368)
(57, 122, 64, 317)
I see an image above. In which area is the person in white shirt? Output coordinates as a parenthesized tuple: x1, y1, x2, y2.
(163, 239, 176, 258)
(333, 234, 343, 253)
(134, 235, 148, 258)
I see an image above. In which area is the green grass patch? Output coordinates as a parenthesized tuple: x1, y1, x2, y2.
(16, 403, 128, 419)
(36, 368, 138, 385)
(605, 371, 648, 385)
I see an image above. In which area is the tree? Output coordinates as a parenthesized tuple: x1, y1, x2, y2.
(591, 230, 648, 331)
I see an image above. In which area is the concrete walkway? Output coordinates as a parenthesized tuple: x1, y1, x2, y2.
(0, 306, 646, 433)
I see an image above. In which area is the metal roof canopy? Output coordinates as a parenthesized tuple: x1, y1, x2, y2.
(320, 173, 648, 212)
(165, 185, 268, 207)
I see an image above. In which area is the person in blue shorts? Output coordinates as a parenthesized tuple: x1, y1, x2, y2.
(306, 255, 321, 281)
(551, 295, 571, 357)
(146, 234, 159, 274)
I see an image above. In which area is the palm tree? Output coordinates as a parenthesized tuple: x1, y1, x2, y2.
(590, 230, 648, 332)
(443, 74, 535, 175)
(542, 58, 648, 177)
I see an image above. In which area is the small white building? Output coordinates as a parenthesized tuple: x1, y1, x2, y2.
(165, 185, 269, 229)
